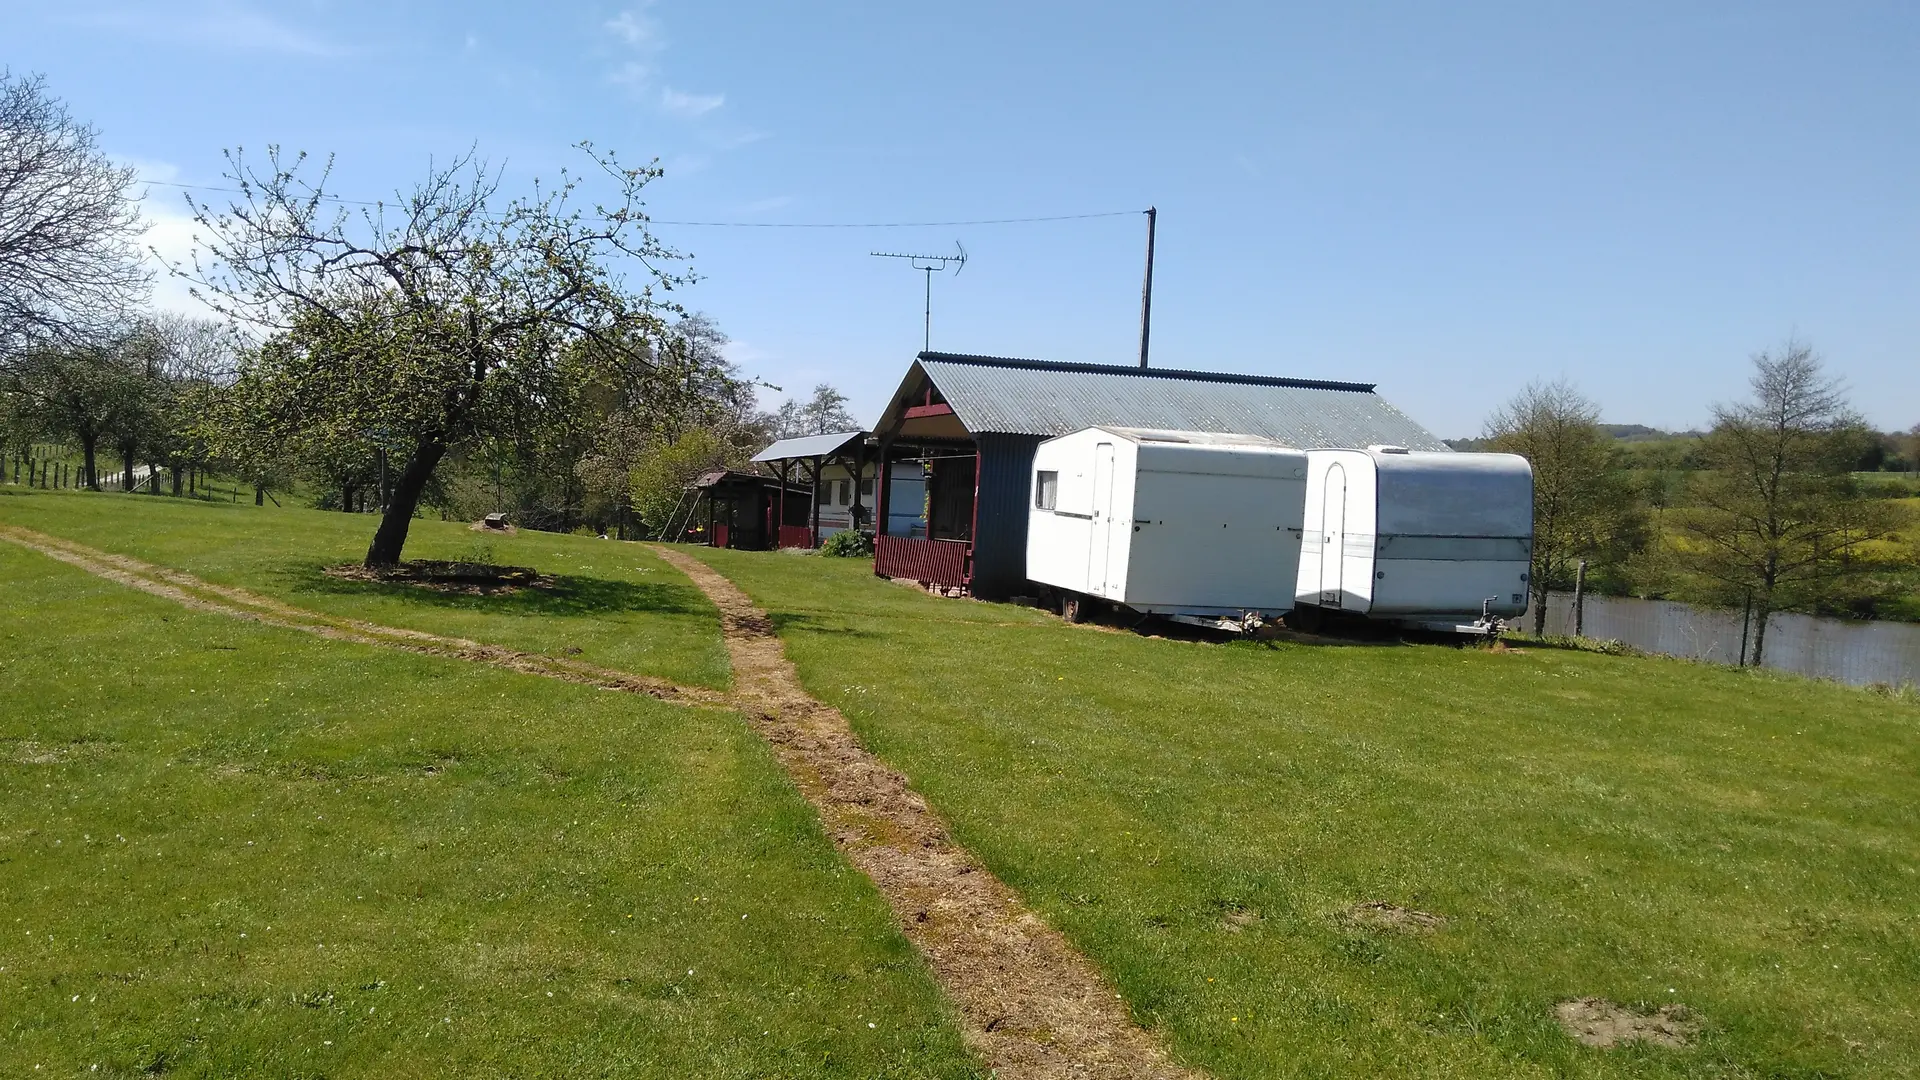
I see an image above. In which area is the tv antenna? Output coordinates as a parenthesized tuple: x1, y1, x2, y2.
(871, 242, 967, 352)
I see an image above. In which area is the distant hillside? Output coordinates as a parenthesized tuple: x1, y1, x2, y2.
(1445, 426, 1702, 450)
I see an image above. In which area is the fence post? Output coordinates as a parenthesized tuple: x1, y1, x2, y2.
(1738, 589, 1753, 667)
(1572, 559, 1588, 638)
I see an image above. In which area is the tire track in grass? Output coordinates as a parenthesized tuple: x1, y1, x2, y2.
(1, 524, 1200, 1077)
(652, 545, 1200, 1080)
(0, 525, 729, 708)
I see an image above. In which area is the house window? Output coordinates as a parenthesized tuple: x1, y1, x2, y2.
(859, 479, 874, 500)
(1035, 470, 1058, 510)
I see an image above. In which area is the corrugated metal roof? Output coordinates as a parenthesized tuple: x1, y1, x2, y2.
(906, 353, 1449, 451)
(751, 430, 866, 462)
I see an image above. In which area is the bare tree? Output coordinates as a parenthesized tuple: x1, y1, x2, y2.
(1485, 379, 1645, 634)
(1675, 338, 1900, 663)
(0, 72, 149, 353)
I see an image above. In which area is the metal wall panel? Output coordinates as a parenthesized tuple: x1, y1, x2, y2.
(971, 433, 1045, 598)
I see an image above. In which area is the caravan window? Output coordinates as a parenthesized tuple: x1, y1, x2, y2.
(1035, 471, 1059, 510)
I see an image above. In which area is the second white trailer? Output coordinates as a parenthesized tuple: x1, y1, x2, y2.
(1026, 427, 1308, 628)
(1294, 446, 1533, 633)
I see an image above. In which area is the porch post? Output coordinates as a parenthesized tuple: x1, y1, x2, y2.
(777, 461, 788, 546)
(808, 456, 822, 548)
(874, 437, 893, 539)
(847, 447, 865, 537)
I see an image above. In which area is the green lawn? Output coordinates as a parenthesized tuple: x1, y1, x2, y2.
(0, 537, 979, 1076)
(0, 489, 730, 689)
(7, 487, 1919, 1077)
(695, 547, 1920, 1079)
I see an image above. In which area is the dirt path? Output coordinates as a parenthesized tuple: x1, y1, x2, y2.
(2, 524, 1199, 1078)
(0, 526, 728, 708)
(651, 546, 1199, 1080)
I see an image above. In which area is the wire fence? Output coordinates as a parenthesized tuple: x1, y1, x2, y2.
(1535, 591, 1920, 689)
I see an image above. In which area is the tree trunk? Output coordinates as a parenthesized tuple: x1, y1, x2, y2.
(365, 442, 447, 566)
(1749, 596, 1772, 668)
(341, 481, 356, 513)
(81, 438, 98, 490)
(1531, 580, 1548, 636)
(171, 465, 183, 496)
(254, 484, 264, 506)
(121, 445, 135, 492)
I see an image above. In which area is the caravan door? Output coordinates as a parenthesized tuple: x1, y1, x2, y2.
(1319, 462, 1346, 607)
(1089, 442, 1115, 596)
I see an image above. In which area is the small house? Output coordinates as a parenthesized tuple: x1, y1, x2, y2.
(863, 352, 1450, 598)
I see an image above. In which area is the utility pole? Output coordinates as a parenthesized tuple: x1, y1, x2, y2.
(871, 244, 967, 353)
(1138, 206, 1157, 368)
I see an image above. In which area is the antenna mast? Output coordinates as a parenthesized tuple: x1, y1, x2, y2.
(871, 243, 967, 352)
(1138, 206, 1156, 368)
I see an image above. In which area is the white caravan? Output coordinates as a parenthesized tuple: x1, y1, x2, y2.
(1294, 446, 1533, 633)
(1026, 427, 1308, 630)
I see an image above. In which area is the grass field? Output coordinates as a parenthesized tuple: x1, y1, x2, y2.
(0, 497, 978, 1077)
(6, 487, 1919, 1077)
(0, 490, 730, 689)
(696, 547, 1920, 1079)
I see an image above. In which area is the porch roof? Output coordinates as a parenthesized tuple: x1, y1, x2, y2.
(750, 430, 867, 462)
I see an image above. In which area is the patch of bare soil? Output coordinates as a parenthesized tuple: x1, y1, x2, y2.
(0, 526, 726, 709)
(324, 560, 553, 595)
(1221, 909, 1262, 932)
(468, 518, 519, 536)
(1344, 901, 1447, 933)
(652, 545, 1199, 1080)
(10, 740, 67, 765)
(1555, 997, 1699, 1049)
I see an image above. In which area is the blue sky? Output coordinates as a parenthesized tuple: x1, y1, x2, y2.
(8, 0, 1916, 436)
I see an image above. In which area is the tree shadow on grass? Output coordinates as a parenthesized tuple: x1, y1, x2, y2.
(768, 612, 881, 638)
(279, 563, 713, 618)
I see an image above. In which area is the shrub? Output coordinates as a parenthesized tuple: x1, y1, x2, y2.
(819, 530, 874, 558)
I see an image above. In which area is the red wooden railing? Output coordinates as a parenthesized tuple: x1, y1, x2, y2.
(778, 525, 815, 549)
(712, 524, 729, 549)
(875, 535, 969, 589)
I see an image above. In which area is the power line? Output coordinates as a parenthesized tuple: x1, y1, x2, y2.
(136, 178, 1141, 229)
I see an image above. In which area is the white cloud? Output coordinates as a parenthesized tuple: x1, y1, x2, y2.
(142, 207, 211, 317)
(115, 158, 217, 317)
(605, 8, 662, 50)
(659, 87, 724, 118)
(602, 4, 730, 123)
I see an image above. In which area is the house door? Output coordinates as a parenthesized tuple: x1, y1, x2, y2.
(1319, 463, 1346, 607)
(1090, 443, 1115, 596)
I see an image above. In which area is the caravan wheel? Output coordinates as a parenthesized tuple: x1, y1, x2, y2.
(1062, 595, 1089, 624)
